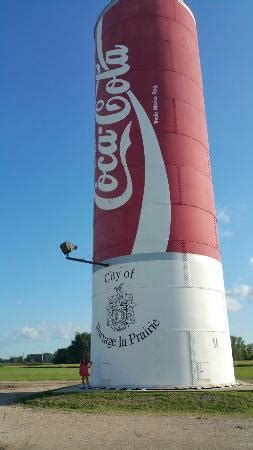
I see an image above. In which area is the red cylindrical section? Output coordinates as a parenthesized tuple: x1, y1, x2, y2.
(93, 0, 219, 262)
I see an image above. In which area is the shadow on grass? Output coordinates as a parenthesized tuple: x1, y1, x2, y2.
(0, 385, 79, 406)
(0, 391, 51, 406)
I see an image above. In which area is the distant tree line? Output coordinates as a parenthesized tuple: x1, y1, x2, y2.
(54, 332, 91, 364)
(1, 334, 252, 363)
(231, 336, 253, 361)
(0, 332, 91, 364)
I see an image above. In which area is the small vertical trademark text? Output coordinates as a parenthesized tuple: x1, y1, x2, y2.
(152, 85, 159, 125)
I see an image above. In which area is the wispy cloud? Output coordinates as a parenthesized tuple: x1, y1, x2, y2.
(230, 285, 253, 300)
(226, 296, 243, 312)
(217, 207, 231, 225)
(0, 322, 89, 347)
(226, 284, 253, 312)
(20, 327, 40, 340)
(249, 258, 253, 267)
(221, 230, 234, 238)
(217, 207, 234, 239)
(19, 322, 83, 342)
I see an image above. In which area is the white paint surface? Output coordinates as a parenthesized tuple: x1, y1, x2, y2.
(91, 254, 235, 388)
(127, 91, 171, 254)
(178, 0, 196, 23)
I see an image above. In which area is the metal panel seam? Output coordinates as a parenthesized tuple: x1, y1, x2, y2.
(95, 14, 198, 44)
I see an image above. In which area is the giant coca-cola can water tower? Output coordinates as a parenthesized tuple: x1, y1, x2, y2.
(91, 0, 235, 388)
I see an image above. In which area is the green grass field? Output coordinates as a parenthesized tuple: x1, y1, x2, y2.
(0, 364, 253, 383)
(0, 365, 79, 382)
(235, 366, 253, 383)
(1, 363, 252, 416)
(19, 391, 253, 416)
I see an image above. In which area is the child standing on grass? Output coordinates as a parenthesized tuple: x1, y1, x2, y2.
(79, 355, 92, 390)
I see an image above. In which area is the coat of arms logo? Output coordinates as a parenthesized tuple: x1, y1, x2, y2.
(107, 283, 135, 332)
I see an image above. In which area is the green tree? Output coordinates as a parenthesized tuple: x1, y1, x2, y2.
(25, 353, 54, 363)
(231, 336, 248, 361)
(43, 353, 54, 363)
(66, 332, 91, 363)
(54, 347, 69, 364)
(246, 344, 253, 360)
(25, 354, 43, 363)
(9, 356, 24, 364)
(53, 332, 91, 364)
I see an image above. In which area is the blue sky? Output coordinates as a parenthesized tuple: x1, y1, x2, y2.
(0, 0, 252, 358)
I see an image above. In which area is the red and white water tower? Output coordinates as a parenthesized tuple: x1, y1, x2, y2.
(91, 0, 235, 389)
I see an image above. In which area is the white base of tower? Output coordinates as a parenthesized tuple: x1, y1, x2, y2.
(91, 253, 235, 388)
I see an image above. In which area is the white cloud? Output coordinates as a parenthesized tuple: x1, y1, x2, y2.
(217, 208, 234, 239)
(20, 327, 39, 340)
(19, 322, 51, 342)
(226, 296, 243, 312)
(221, 229, 234, 238)
(217, 207, 231, 225)
(249, 258, 253, 267)
(226, 284, 253, 312)
(0, 322, 87, 347)
(230, 285, 253, 301)
(55, 323, 82, 340)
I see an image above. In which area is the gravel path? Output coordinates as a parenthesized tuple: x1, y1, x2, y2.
(0, 382, 253, 449)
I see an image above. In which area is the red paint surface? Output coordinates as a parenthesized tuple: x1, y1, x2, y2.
(93, 0, 220, 262)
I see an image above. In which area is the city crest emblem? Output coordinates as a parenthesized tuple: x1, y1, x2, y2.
(107, 283, 135, 332)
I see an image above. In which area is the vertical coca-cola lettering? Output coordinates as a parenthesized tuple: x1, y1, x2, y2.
(94, 18, 171, 256)
(95, 42, 133, 208)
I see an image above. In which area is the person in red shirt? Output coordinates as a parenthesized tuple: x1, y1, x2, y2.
(79, 355, 92, 390)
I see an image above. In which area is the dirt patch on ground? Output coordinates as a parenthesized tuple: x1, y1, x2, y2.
(0, 382, 253, 449)
(0, 406, 252, 449)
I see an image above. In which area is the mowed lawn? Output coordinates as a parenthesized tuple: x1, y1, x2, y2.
(1, 363, 252, 416)
(0, 364, 253, 383)
(0, 365, 79, 381)
(235, 366, 253, 384)
(20, 391, 253, 416)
